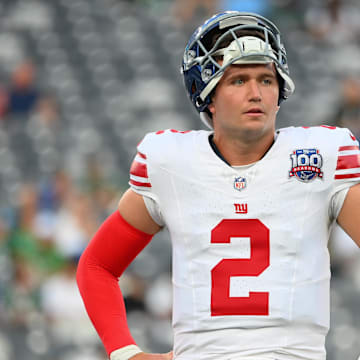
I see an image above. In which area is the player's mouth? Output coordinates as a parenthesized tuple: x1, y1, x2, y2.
(244, 107, 264, 116)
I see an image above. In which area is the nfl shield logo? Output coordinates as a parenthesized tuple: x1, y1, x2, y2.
(234, 176, 247, 191)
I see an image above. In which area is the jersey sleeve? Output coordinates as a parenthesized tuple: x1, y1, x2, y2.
(330, 128, 360, 219)
(129, 134, 155, 198)
(128, 133, 164, 225)
(129, 150, 152, 189)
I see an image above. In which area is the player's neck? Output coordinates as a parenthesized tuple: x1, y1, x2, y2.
(211, 131, 275, 166)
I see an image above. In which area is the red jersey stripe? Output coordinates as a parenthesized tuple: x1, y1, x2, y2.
(338, 145, 359, 152)
(336, 155, 360, 170)
(130, 160, 147, 178)
(138, 152, 147, 159)
(335, 172, 360, 180)
(129, 179, 151, 187)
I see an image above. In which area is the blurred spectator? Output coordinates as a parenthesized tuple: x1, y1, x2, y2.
(26, 95, 63, 174)
(172, 0, 217, 28)
(172, 0, 272, 28)
(5, 256, 40, 325)
(53, 170, 74, 207)
(332, 76, 360, 140)
(40, 256, 99, 346)
(120, 272, 147, 313)
(144, 273, 173, 352)
(6, 185, 63, 326)
(6, 184, 64, 325)
(219, 0, 270, 15)
(144, 273, 172, 320)
(81, 155, 119, 221)
(304, 0, 360, 44)
(33, 171, 73, 241)
(92, 186, 119, 222)
(0, 218, 13, 321)
(329, 223, 360, 277)
(8, 184, 65, 279)
(52, 191, 98, 259)
(5, 61, 42, 117)
(83, 155, 107, 194)
(28, 95, 59, 130)
(0, 86, 9, 119)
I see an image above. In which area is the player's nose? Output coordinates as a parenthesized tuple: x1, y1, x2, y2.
(247, 79, 262, 102)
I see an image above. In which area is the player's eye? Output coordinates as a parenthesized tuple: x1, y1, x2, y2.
(232, 78, 244, 85)
(262, 78, 272, 85)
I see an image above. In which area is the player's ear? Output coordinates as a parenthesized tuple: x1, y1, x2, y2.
(208, 102, 215, 114)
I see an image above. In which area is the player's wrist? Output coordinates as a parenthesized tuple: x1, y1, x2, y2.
(110, 345, 143, 360)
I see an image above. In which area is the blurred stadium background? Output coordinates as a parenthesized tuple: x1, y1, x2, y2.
(0, 0, 359, 359)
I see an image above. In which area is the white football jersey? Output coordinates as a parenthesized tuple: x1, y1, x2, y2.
(129, 126, 360, 360)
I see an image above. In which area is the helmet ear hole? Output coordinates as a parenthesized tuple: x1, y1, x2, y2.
(195, 96, 204, 108)
(191, 81, 197, 94)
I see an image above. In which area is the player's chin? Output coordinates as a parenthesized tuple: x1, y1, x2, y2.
(242, 113, 275, 128)
(240, 120, 273, 139)
(241, 117, 267, 131)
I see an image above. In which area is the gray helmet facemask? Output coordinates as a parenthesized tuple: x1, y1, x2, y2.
(200, 36, 293, 99)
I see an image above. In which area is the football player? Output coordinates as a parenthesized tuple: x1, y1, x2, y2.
(77, 11, 360, 360)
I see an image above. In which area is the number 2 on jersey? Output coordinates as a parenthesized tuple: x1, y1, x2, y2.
(211, 219, 270, 316)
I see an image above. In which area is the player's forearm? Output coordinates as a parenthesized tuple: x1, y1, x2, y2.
(76, 211, 153, 355)
(77, 249, 136, 354)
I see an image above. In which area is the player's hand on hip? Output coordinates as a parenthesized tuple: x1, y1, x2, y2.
(130, 351, 173, 359)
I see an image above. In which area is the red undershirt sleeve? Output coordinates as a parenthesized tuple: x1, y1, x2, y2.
(76, 210, 153, 355)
